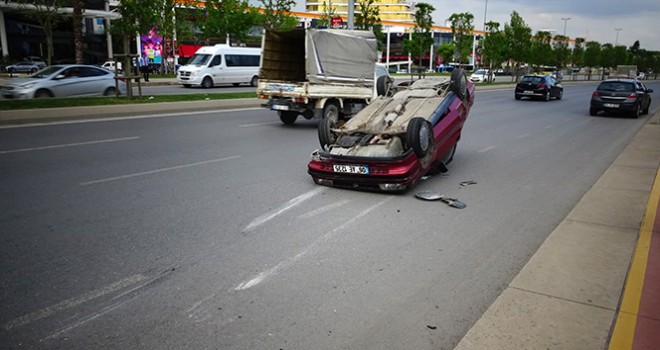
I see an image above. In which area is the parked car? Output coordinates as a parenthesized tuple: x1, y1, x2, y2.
(514, 74, 563, 101)
(24, 56, 47, 68)
(590, 79, 653, 118)
(469, 69, 495, 83)
(307, 69, 475, 192)
(0, 64, 126, 99)
(5, 61, 44, 74)
(101, 60, 123, 73)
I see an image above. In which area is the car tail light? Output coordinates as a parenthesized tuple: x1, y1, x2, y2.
(624, 92, 638, 102)
(295, 97, 306, 103)
(538, 83, 546, 89)
(592, 91, 599, 97)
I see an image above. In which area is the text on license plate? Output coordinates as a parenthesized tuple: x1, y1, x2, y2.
(272, 105, 289, 111)
(333, 164, 369, 175)
(524, 90, 534, 94)
(604, 103, 619, 108)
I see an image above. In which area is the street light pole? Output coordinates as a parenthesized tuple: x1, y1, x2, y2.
(483, 0, 488, 32)
(614, 28, 622, 46)
(561, 17, 571, 36)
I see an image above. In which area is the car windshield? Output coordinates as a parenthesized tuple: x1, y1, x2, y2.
(474, 69, 487, 75)
(28, 66, 63, 79)
(521, 76, 544, 84)
(188, 54, 211, 65)
(598, 81, 634, 92)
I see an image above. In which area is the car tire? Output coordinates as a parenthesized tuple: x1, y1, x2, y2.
(323, 102, 340, 122)
(278, 111, 298, 125)
(201, 76, 213, 89)
(589, 107, 598, 116)
(376, 75, 389, 96)
(642, 102, 650, 115)
(8, 68, 15, 73)
(30, 68, 38, 74)
(556, 89, 563, 100)
(632, 103, 641, 118)
(406, 117, 433, 158)
(515, 94, 521, 100)
(34, 89, 53, 98)
(450, 68, 468, 101)
(250, 76, 258, 87)
(103, 87, 117, 96)
(544, 90, 550, 101)
(318, 114, 339, 148)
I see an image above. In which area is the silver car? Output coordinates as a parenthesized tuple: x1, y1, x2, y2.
(1, 64, 126, 99)
(5, 61, 43, 74)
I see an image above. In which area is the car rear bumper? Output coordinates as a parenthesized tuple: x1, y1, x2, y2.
(590, 100, 638, 112)
(307, 149, 424, 192)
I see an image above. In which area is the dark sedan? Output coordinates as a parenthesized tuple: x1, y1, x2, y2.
(515, 74, 563, 101)
(590, 79, 653, 118)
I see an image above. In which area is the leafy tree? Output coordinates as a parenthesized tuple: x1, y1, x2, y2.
(552, 35, 570, 68)
(109, 0, 162, 96)
(436, 43, 455, 67)
(16, 0, 67, 65)
(612, 45, 629, 66)
(402, 2, 435, 74)
(259, 0, 299, 31)
(503, 11, 531, 81)
(355, 0, 384, 51)
(318, 0, 337, 28)
(583, 41, 601, 79)
(529, 31, 553, 68)
(571, 37, 585, 67)
(481, 21, 506, 77)
(447, 12, 474, 64)
(203, 0, 261, 44)
(600, 43, 615, 70)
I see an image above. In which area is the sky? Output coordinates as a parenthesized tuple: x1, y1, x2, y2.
(283, 0, 660, 51)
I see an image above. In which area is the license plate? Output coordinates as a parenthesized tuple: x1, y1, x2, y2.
(524, 90, 534, 94)
(272, 105, 289, 111)
(333, 164, 369, 175)
(604, 103, 619, 108)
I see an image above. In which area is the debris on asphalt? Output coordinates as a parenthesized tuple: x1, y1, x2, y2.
(414, 191, 467, 209)
(460, 180, 477, 186)
(427, 325, 438, 330)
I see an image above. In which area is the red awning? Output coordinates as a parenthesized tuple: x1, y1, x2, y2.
(178, 44, 203, 57)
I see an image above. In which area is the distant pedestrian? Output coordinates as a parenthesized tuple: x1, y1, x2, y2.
(138, 55, 149, 82)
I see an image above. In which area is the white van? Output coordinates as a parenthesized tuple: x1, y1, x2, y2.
(177, 44, 260, 88)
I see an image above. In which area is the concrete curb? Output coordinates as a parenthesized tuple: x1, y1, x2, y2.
(454, 111, 660, 349)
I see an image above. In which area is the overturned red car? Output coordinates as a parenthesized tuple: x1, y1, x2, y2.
(308, 69, 475, 192)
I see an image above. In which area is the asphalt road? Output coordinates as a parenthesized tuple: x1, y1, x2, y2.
(1, 81, 657, 349)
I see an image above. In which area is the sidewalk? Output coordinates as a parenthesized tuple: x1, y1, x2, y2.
(455, 111, 660, 350)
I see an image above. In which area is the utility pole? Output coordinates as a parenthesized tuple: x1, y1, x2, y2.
(614, 28, 622, 46)
(561, 17, 571, 36)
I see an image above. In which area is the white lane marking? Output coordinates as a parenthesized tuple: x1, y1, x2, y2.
(44, 300, 127, 340)
(235, 198, 391, 291)
(298, 199, 350, 219)
(477, 145, 496, 153)
(0, 136, 140, 154)
(239, 121, 280, 127)
(242, 187, 325, 232)
(3, 274, 146, 331)
(0, 108, 264, 129)
(80, 155, 240, 186)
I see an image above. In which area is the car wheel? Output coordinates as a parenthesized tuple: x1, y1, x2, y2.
(34, 89, 53, 98)
(30, 68, 38, 74)
(323, 102, 340, 123)
(449, 68, 468, 101)
(642, 101, 650, 115)
(406, 117, 433, 158)
(201, 76, 213, 88)
(376, 75, 389, 96)
(278, 111, 297, 125)
(8, 67, 15, 73)
(250, 76, 258, 87)
(544, 90, 550, 101)
(183, 84, 191, 88)
(318, 115, 339, 148)
(589, 107, 598, 116)
(632, 103, 641, 118)
(103, 87, 117, 96)
(556, 89, 563, 100)
(515, 94, 521, 100)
